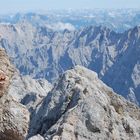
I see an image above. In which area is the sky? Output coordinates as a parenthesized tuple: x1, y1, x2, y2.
(0, 0, 140, 14)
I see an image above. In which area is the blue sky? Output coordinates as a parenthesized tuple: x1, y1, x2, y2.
(0, 0, 140, 14)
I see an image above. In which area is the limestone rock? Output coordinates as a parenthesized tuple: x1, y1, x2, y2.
(0, 95, 29, 140)
(30, 66, 140, 140)
(0, 48, 15, 97)
(0, 48, 29, 140)
(8, 74, 52, 113)
(7, 73, 52, 139)
(28, 134, 44, 140)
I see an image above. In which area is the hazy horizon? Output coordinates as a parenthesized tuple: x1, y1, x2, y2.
(0, 0, 140, 14)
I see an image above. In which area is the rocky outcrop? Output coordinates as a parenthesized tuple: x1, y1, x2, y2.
(30, 66, 140, 140)
(8, 74, 52, 113)
(0, 48, 29, 140)
(0, 48, 53, 140)
(7, 73, 52, 137)
(0, 95, 29, 140)
(0, 48, 15, 97)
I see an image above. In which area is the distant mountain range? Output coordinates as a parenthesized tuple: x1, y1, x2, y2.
(0, 9, 140, 32)
(0, 11, 140, 106)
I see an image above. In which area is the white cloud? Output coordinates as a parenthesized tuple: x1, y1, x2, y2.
(46, 22, 75, 31)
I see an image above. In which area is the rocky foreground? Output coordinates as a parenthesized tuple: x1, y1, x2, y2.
(29, 66, 140, 140)
(0, 49, 140, 140)
(0, 48, 29, 140)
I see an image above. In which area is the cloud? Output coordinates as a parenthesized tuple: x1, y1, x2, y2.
(46, 22, 75, 31)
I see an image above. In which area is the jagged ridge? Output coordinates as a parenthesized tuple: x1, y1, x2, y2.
(0, 23, 140, 105)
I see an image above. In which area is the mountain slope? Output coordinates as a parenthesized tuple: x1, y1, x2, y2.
(102, 26, 140, 105)
(29, 66, 140, 140)
(0, 23, 140, 105)
(0, 48, 53, 140)
(8, 73, 52, 113)
(0, 46, 140, 140)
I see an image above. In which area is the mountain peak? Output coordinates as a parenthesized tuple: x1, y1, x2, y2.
(128, 26, 140, 38)
(65, 65, 98, 80)
(30, 66, 140, 140)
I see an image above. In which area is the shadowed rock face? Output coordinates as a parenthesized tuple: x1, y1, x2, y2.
(0, 48, 29, 140)
(0, 48, 15, 97)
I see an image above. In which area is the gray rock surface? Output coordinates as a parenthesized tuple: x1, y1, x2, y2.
(0, 48, 29, 140)
(0, 95, 29, 140)
(28, 134, 44, 140)
(8, 73, 52, 113)
(0, 47, 53, 140)
(29, 66, 140, 140)
(0, 48, 15, 97)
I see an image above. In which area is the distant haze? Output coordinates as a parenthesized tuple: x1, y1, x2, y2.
(0, 0, 140, 14)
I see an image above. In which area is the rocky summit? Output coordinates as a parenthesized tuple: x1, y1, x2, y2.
(29, 66, 140, 140)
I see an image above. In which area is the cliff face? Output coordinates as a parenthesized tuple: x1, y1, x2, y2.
(0, 48, 29, 140)
(29, 66, 140, 140)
